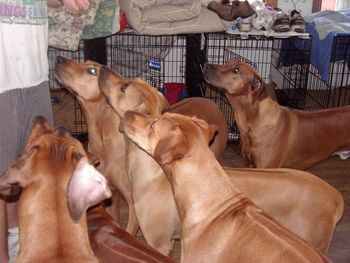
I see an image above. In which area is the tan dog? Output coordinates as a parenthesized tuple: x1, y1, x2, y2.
(53, 56, 138, 235)
(98, 65, 228, 255)
(87, 205, 177, 263)
(0, 116, 111, 262)
(203, 59, 350, 169)
(98, 66, 343, 255)
(122, 111, 331, 263)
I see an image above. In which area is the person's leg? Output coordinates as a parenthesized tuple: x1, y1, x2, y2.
(0, 82, 53, 263)
(10, 82, 53, 263)
(20, 81, 54, 144)
(0, 89, 21, 263)
(0, 198, 9, 263)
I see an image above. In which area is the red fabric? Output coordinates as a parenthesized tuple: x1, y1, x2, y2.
(118, 10, 127, 33)
(163, 83, 188, 105)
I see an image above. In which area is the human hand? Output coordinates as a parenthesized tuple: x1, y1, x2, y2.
(61, 0, 93, 11)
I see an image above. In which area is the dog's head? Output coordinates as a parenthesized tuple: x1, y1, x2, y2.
(54, 56, 104, 101)
(0, 116, 111, 223)
(203, 60, 266, 101)
(122, 111, 217, 166)
(98, 66, 169, 117)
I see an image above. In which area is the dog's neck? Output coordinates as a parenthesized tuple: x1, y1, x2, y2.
(18, 187, 97, 261)
(126, 140, 164, 193)
(163, 148, 242, 228)
(226, 93, 281, 133)
(78, 98, 126, 166)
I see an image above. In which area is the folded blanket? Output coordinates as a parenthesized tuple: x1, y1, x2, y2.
(120, 0, 231, 35)
(305, 9, 350, 40)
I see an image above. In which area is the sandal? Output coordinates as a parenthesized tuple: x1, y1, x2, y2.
(290, 10, 305, 33)
(273, 13, 290, 32)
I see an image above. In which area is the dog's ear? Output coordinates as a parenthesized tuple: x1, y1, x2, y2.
(154, 127, 188, 165)
(27, 116, 52, 146)
(0, 154, 34, 196)
(157, 90, 170, 111)
(0, 168, 24, 196)
(191, 117, 218, 144)
(208, 124, 219, 145)
(66, 157, 111, 223)
(251, 75, 267, 101)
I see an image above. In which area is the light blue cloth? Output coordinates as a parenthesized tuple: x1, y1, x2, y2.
(305, 9, 350, 81)
(305, 9, 350, 40)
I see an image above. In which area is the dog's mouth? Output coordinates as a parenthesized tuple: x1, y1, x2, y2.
(53, 66, 83, 98)
(202, 72, 229, 94)
(201, 64, 222, 87)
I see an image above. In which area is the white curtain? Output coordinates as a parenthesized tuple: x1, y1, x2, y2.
(335, 0, 350, 10)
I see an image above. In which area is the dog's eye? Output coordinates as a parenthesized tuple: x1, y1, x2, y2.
(87, 67, 98, 75)
(232, 67, 240, 74)
(121, 83, 128, 93)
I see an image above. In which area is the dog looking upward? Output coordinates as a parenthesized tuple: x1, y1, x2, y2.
(54, 56, 138, 235)
(121, 111, 331, 263)
(203, 59, 350, 169)
(97, 65, 228, 255)
(0, 116, 111, 262)
(98, 65, 343, 255)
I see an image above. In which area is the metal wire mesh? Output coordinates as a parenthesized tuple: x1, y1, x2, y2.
(105, 33, 187, 90)
(48, 43, 87, 137)
(203, 33, 275, 151)
(47, 33, 349, 146)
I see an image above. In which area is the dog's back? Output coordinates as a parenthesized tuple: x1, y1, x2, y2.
(0, 117, 111, 262)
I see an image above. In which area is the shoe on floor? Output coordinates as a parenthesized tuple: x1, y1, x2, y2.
(208, 0, 256, 21)
(290, 10, 305, 33)
(238, 15, 252, 32)
(273, 12, 290, 32)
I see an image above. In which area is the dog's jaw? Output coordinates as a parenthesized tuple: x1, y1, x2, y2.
(202, 64, 232, 94)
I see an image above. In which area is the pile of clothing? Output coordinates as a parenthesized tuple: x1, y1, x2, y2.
(208, 0, 305, 33)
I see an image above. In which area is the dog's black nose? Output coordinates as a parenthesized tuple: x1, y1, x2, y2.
(55, 56, 65, 65)
(203, 63, 211, 72)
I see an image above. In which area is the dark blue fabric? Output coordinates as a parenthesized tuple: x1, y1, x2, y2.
(279, 9, 350, 81)
(306, 24, 350, 81)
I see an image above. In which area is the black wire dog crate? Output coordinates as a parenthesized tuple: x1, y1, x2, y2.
(272, 35, 350, 110)
(105, 33, 197, 104)
(106, 33, 184, 89)
(48, 33, 200, 137)
(48, 43, 87, 138)
(305, 35, 350, 109)
(202, 33, 310, 152)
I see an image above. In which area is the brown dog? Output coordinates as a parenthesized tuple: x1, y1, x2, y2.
(122, 111, 331, 263)
(203, 59, 350, 169)
(53, 56, 139, 235)
(98, 65, 228, 255)
(87, 205, 177, 263)
(0, 116, 111, 262)
(98, 66, 343, 255)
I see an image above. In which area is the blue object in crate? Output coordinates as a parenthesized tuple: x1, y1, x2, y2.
(148, 59, 161, 71)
